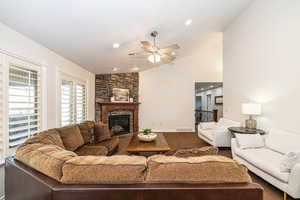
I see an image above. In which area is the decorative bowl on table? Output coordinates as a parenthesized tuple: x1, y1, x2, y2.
(138, 129, 157, 142)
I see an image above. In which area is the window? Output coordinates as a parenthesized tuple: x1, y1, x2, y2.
(8, 65, 41, 150)
(0, 53, 43, 162)
(0, 58, 4, 162)
(60, 75, 87, 126)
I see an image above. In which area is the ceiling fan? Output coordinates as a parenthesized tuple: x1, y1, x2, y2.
(128, 31, 180, 64)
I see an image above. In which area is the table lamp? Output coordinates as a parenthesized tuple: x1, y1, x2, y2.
(241, 103, 261, 129)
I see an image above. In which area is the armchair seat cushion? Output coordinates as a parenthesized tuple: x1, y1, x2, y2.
(75, 145, 108, 156)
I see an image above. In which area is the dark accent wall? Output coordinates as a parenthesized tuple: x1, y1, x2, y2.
(95, 73, 139, 120)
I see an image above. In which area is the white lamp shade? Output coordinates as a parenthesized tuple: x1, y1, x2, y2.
(241, 103, 262, 115)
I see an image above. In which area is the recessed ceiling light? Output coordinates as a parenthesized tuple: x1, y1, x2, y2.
(112, 67, 119, 71)
(131, 67, 140, 71)
(113, 43, 120, 48)
(185, 19, 192, 26)
(171, 51, 176, 56)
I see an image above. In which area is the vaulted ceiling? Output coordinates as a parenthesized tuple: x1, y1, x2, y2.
(0, 0, 252, 74)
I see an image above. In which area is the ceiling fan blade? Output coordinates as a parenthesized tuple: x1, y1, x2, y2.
(141, 41, 152, 50)
(162, 54, 176, 63)
(160, 44, 180, 53)
(128, 51, 146, 56)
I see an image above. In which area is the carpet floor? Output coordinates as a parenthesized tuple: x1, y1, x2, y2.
(116, 132, 294, 200)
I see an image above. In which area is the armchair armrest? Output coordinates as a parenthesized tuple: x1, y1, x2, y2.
(213, 128, 232, 147)
(198, 122, 217, 130)
(288, 163, 300, 198)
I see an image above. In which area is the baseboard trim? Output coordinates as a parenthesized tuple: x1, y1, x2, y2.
(139, 129, 195, 133)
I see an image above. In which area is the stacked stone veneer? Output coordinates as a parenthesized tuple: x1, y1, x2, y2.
(95, 73, 139, 121)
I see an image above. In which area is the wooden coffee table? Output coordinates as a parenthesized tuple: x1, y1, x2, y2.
(126, 133, 171, 154)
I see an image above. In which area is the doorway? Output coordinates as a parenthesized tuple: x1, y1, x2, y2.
(194, 82, 223, 128)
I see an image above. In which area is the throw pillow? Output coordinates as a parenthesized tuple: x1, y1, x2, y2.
(235, 133, 264, 149)
(280, 151, 300, 172)
(173, 146, 219, 157)
(56, 125, 85, 151)
(78, 121, 95, 144)
(94, 122, 111, 142)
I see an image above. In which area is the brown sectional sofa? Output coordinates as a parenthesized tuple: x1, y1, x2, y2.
(6, 121, 263, 200)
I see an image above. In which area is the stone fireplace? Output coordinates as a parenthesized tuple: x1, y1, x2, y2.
(97, 102, 140, 134)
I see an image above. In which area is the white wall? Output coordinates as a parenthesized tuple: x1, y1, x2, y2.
(0, 22, 95, 198)
(223, 0, 300, 133)
(139, 32, 223, 132)
(0, 22, 95, 127)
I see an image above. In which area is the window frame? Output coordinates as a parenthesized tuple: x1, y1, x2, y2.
(59, 73, 87, 127)
(1, 53, 44, 161)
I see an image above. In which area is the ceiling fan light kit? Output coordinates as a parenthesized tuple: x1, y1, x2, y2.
(148, 54, 161, 63)
(129, 31, 180, 65)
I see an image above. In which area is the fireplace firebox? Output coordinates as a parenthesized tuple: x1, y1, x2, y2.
(109, 114, 130, 136)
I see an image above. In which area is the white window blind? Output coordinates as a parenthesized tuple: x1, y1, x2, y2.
(8, 64, 41, 149)
(75, 84, 86, 123)
(61, 75, 87, 126)
(0, 58, 4, 162)
(61, 80, 74, 126)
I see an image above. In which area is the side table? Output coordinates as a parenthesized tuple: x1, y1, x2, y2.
(228, 127, 266, 137)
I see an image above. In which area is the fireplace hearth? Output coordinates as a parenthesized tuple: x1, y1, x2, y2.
(109, 114, 130, 136)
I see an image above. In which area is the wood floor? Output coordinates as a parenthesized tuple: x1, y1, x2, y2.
(116, 132, 294, 200)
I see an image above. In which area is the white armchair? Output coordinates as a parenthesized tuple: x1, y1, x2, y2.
(197, 118, 240, 147)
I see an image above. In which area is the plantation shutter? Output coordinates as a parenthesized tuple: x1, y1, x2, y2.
(60, 75, 87, 126)
(61, 80, 75, 126)
(0, 57, 4, 162)
(75, 83, 87, 123)
(8, 65, 41, 149)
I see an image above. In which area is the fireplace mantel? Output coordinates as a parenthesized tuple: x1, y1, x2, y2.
(97, 102, 140, 133)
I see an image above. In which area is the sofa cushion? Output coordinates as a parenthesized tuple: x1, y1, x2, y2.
(94, 122, 111, 142)
(91, 136, 119, 152)
(56, 125, 85, 151)
(146, 155, 251, 183)
(236, 148, 290, 183)
(265, 129, 300, 154)
(75, 145, 108, 156)
(78, 121, 95, 144)
(24, 129, 65, 149)
(15, 143, 77, 181)
(172, 146, 218, 157)
(235, 134, 264, 149)
(61, 155, 147, 184)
